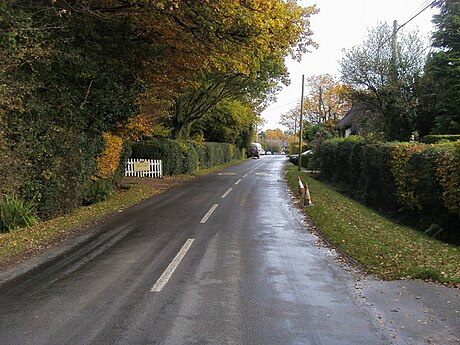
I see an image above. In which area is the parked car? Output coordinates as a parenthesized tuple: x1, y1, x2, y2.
(289, 154, 299, 165)
(246, 145, 260, 159)
(289, 150, 313, 166)
(266, 151, 272, 155)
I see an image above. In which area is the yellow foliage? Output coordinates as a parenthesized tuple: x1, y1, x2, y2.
(435, 142, 460, 216)
(96, 132, 124, 179)
(265, 128, 287, 140)
(390, 143, 426, 210)
(117, 112, 171, 142)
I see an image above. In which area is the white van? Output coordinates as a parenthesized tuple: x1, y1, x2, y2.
(251, 142, 264, 155)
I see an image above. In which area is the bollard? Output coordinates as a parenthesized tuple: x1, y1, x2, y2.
(297, 176, 305, 195)
(303, 180, 312, 206)
(297, 176, 313, 206)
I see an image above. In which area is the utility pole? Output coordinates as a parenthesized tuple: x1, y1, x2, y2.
(294, 117, 297, 140)
(391, 20, 398, 83)
(298, 75, 304, 171)
(392, 20, 398, 63)
(318, 86, 323, 123)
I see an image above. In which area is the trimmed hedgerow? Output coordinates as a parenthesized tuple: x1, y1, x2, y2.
(420, 134, 460, 144)
(131, 139, 241, 176)
(435, 142, 460, 217)
(131, 139, 183, 176)
(315, 137, 460, 241)
(361, 143, 398, 211)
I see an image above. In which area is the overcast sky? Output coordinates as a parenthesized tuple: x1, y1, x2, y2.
(260, 0, 438, 131)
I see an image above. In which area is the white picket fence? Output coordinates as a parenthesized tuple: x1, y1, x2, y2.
(125, 158, 163, 178)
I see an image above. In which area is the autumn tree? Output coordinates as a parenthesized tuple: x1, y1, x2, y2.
(0, 0, 318, 218)
(264, 128, 287, 141)
(303, 74, 351, 127)
(171, 53, 289, 139)
(279, 74, 350, 142)
(192, 99, 261, 148)
(279, 108, 301, 135)
(340, 23, 427, 141)
(259, 128, 287, 152)
(167, 1, 318, 139)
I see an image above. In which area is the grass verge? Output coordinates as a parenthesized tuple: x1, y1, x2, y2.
(286, 166, 460, 286)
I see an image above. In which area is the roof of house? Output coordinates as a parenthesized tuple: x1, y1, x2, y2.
(336, 107, 357, 129)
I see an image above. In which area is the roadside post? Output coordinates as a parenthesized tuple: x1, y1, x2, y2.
(298, 176, 312, 207)
(303, 180, 312, 206)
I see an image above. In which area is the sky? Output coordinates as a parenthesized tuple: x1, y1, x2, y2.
(260, 0, 438, 131)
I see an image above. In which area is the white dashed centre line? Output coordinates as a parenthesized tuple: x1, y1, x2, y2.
(200, 204, 219, 224)
(151, 238, 194, 293)
(235, 179, 242, 185)
(221, 188, 233, 199)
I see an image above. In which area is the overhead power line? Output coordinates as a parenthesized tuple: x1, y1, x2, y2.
(264, 99, 300, 112)
(397, 0, 436, 33)
(377, 0, 436, 51)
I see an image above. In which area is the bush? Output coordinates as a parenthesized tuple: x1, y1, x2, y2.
(0, 195, 39, 233)
(420, 134, 460, 144)
(131, 139, 183, 175)
(361, 143, 398, 210)
(131, 139, 240, 175)
(96, 132, 124, 179)
(317, 138, 340, 178)
(82, 179, 113, 206)
(16, 128, 102, 220)
(315, 137, 460, 241)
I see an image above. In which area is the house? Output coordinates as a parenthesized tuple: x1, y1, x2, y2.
(336, 103, 380, 138)
(337, 108, 357, 138)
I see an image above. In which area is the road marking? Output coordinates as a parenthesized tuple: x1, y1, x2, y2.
(243, 173, 248, 178)
(221, 188, 233, 199)
(234, 179, 242, 185)
(217, 172, 236, 176)
(200, 204, 219, 224)
(151, 238, 194, 293)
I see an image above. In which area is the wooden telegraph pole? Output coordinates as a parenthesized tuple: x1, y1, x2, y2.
(298, 74, 304, 171)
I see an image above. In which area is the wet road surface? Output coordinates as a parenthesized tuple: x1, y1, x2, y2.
(0, 156, 458, 344)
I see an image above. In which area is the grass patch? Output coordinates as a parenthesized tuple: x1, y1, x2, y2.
(0, 195, 39, 233)
(286, 166, 460, 286)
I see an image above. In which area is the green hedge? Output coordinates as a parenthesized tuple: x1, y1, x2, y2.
(420, 134, 460, 144)
(131, 139, 241, 175)
(316, 137, 460, 241)
(13, 128, 102, 219)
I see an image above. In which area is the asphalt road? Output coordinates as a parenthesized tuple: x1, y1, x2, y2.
(0, 156, 458, 345)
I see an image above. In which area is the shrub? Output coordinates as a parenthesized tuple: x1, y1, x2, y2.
(82, 179, 113, 206)
(0, 195, 39, 233)
(361, 143, 398, 211)
(17, 128, 102, 219)
(435, 141, 460, 217)
(420, 134, 460, 144)
(131, 139, 240, 175)
(390, 143, 426, 211)
(96, 132, 124, 179)
(315, 137, 460, 241)
(316, 138, 340, 178)
(180, 142, 198, 174)
(131, 139, 183, 175)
